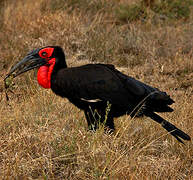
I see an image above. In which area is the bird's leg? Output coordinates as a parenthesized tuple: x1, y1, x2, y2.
(84, 107, 113, 131)
(103, 115, 115, 133)
(84, 110, 96, 131)
(84, 107, 100, 131)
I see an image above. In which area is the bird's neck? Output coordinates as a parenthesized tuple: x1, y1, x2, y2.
(51, 56, 67, 74)
(37, 55, 67, 89)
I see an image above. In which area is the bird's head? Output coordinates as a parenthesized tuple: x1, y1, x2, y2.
(5, 46, 65, 79)
(5, 46, 66, 89)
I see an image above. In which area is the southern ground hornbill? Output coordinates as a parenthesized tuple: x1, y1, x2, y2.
(5, 46, 191, 143)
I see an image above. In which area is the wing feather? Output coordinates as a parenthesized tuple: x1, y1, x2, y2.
(54, 64, 132, 106)
(52, 64, 174, 111)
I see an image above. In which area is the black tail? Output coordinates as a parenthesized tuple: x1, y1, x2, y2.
(145, 112, 191, 143)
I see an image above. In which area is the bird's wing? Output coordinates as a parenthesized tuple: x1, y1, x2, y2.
(54, 64, 174, 110)
(54, 64, 137, 107)
(113, 69, 174, 108)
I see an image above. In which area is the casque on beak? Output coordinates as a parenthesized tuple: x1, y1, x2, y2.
(4, 48, 47, 80)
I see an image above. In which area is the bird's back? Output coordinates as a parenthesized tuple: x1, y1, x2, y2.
(51, 63, 174, 114)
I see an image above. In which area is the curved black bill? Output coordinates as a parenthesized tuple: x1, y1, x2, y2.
(4, 49, 46, 80)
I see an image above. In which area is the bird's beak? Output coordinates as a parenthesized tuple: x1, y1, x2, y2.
(5, 49, 47, 80)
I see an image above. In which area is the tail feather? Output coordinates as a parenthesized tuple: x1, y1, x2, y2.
(145, 112, 191, 143)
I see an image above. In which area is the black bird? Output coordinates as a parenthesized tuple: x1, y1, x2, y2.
(5, 46, 191, 143)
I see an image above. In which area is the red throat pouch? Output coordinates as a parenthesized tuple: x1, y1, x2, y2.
(37, 66, 50, 88)
(37, 58, 56, 89)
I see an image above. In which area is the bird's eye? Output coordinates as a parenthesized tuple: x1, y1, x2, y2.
(42, 52, 47, 57)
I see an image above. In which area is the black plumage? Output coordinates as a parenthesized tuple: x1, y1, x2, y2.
(49, 47, 190, 143)
(6, 46, 191, 143)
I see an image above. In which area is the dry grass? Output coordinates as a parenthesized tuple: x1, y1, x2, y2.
(0, 0, 193, 179)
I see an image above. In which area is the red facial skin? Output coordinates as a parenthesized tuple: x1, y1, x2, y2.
(37, 48, 55, 89)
